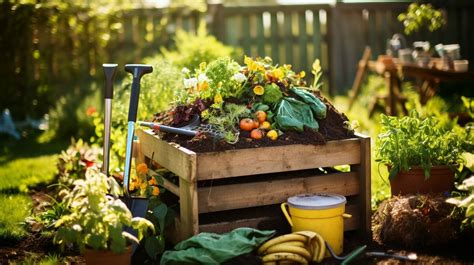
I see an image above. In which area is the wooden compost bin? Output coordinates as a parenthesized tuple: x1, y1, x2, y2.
(136, 129, 371, 243)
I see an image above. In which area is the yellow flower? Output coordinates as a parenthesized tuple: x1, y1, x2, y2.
(152, 186, 160, 196)
(148, 177, 158, 186)
(140, 182, 147, 191)
(129, 181, 136, 191)
(272, 68, 284, 80)
(244, 56, 253, 66)
(312, 59, 321, 74)
(299, 71, 306, 78)
(245, 56, 264, 72)
(199, 62, 207, 71)
(253, 85, 264, 95)
(214, 93, 223, 104)
(197, 80, 209, 91)
(136, 163, 148, 175)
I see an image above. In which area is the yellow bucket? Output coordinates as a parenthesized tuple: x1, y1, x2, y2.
(281, 193, 351, 256)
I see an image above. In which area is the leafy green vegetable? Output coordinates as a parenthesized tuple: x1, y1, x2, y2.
(262, 83, 283, 105)
(291, 88, 327, 119)
(376, 110, 463, 180)
(274, 98, 318, 132)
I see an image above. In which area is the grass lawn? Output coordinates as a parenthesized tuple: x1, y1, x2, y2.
(0, 194, 32, 241)
(0, 133, 67, 241)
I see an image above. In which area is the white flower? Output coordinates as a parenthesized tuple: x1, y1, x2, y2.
(197, 73, 209, 83)
(183, 77, 198, 88)
(72, 224, 82, 231)
(232, 72, 246, 83)
(181, 67, 190, 74)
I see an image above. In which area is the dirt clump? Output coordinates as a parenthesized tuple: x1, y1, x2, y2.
(372, 194, 462, 249)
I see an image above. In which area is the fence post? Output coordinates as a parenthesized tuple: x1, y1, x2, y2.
(207, 2, 226, 43)
(327, 5, 343, 95)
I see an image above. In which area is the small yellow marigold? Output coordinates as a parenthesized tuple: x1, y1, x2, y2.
(152, 186, 160, 196)
(299, 71, 306, 78)
(140, 182, 147, 191)
(136, 163, 148, 175)
(214, 93, 223, 104)
(253, 85, 265, 95)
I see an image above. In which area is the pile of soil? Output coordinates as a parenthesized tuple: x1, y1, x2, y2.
(158, 94, 355, 153)
(372, 194, 463, 248)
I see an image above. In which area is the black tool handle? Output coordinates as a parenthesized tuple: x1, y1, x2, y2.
(138, 121, 197, 137)
(103, 63, 118, 99)
(124, 64, 153, 122)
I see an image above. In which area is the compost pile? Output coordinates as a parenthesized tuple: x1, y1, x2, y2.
(372, 194, 462, 248)
(149, 56, 354, 153)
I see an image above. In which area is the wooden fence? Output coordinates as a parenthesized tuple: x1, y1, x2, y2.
(2, 1, 474, 118)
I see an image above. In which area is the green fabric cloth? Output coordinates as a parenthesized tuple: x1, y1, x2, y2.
(160, 228, 275, 265)
(274, 97, 319, 132)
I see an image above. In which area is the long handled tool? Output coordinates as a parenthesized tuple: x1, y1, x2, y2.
(138, 114, 223, 139)
(102, 64, 117, 176)
(122, 64, 153, 216)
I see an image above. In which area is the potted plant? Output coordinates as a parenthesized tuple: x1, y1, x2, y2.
(376, 111, 463, 195)
(53, 167, 154, 265)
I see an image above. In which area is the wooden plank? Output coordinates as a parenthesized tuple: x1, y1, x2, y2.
(298, 10, 308, 71)
(270, 12, 279, 62)
(312, 9, 321, 61)
(256, 13, 265, 56)
(136, 129, 196, 181)
(284, 11, 293, 64)
(198, 172, 360, 213)
(178, 177, 199, 240)
(196, 138, 362, 180)
(242, 14, 251, 55)
(354, 133, 371, 238)
(148, 169, 180, 197)
(198, 204, 359, 234)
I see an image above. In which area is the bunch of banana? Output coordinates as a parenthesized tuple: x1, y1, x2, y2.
(257, 231, 326, 264)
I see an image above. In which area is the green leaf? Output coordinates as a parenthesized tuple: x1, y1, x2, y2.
(153, 203, 168, 233)
(145, 235, 166, 260)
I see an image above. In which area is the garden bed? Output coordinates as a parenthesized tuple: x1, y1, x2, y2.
(135, 128, 371, 243)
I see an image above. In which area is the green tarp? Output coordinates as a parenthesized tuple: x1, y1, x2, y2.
(160, 228, 275, 265)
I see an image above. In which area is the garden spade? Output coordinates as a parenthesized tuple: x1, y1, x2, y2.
(122, 64, 153, 219)
(102, 63, 117, 176)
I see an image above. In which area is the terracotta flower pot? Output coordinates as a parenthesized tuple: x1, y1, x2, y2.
(84, 246, 131, 265)
(389, 165, 454, 196)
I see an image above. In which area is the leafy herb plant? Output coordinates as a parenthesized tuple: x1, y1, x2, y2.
(54, 167, 154, 253)
(376, 110, 462, 180)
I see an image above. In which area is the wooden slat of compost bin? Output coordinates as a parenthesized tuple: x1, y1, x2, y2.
(196, 139, 361, 180)
(198, 172, 359, 214)
(199, 204, 360, 234)
(354, 133, 371, 238)
(136, 129, 197, 182)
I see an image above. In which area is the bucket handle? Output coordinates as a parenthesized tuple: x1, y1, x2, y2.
(343, 213, 352, 219)
(280, 202, 294, 227)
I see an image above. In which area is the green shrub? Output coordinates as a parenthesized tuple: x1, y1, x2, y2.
(162, 26, 240, 72)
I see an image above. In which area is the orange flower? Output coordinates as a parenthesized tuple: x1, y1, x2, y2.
(152, 186, 160, 196)
(148, 177, 158, 186)
(197, 81, 209, 91)
(86, 107, 97, 117)
(136, 163, 148, 175)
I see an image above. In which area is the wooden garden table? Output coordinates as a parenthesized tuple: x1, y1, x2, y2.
(365, 59, 474, 116)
